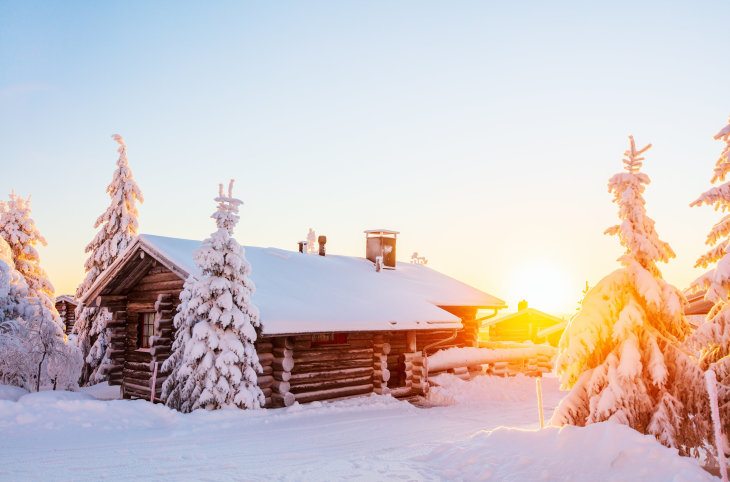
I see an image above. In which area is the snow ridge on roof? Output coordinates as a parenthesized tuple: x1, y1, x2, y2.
(54, 295, 77, 305)
(137, 234, 504, 335)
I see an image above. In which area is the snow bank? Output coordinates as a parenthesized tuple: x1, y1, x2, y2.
(80, 382, 121, 400)
(18, 390, 94, 403)
(0, 384, 27, 401)
(0, 377, 711, 481)
(417, 423, 714, 481)
(0, 383, 120, 404)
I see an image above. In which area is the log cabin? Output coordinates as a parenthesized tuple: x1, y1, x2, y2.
(54, 295, 78, 335)
(686, 291, 713, 327)
(484, 300, 565, 347)
(78, 231, 505, 408)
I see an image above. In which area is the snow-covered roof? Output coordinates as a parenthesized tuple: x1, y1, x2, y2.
(364, 229, 399, 235)
(86, 234, 505, 336)
(54, 295, 77, 305)
(488, 307, 564, 328)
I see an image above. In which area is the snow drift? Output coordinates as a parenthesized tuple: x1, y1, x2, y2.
(418, 423, 714, 481)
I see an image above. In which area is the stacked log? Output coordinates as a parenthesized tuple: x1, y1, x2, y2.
(483, 351, 553, 377)
(122, 350, 156, 399)
(148, 294, 174, 401)
(55, 301, 77, 335)
(106, 305, 127, 386)
(404, 351, 428, 395)
(386, 332, 408, 388)
(372, 334, 390, 395)
(289, 333, 373, 404)
(451, 366, 470, 381)
(489, 360, 510, 377)
(270, 337, 295, 407)
(256, 340, 274, 407)
(120, 309, 142, 398)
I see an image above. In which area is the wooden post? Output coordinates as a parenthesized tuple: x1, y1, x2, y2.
(149, 361, 158, 403)
(706, 369, 728, 482)
(536, 377, 544, 429)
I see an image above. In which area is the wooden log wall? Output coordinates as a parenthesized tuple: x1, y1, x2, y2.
(404, 351, 427, 395)
(387, 332, 408, 389)
(372, 333, 390, 395)
(385, 321, 477, 392)
(55, 301, 77, 335)
(106, 302, 127, 386)
(147, 294, 175, 401)
(489, 323, 532, 344)
(126, 265, 185, 305)
(269, 337, 295, 407)
(255, 339, 274, 407)
(285, 333, 374, 404)
(121, 265, 183, 400)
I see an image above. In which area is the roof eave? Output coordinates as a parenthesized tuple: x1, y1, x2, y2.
(78, 236, 190, 306)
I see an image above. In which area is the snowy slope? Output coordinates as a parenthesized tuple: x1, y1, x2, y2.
(0, 376, 713, 481)
(139, 234, 505, 334)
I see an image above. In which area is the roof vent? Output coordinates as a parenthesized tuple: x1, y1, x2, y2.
(365, 229, 398, 269)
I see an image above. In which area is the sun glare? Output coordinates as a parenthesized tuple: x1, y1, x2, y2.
(506, 260, 573, 315)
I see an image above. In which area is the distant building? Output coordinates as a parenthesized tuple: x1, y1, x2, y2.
(484, 300, 566, 346)
(54, 295, 78, 335)
(685, 291, 713, 327)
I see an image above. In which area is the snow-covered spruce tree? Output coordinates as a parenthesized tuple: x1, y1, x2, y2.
(162, 180, 265, 413)
(688, 119, 730, 367)
(0, 234, 82, 391)
(551, 137, 706, 454)
(0, 237, 27, 332)
(74, 134, 143, 385)
(306, 228, 317, 255)
(687, 118, 730, 452)
(0, 193, 57, 314)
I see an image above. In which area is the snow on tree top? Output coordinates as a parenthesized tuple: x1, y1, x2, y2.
(84, 234, 505, 335)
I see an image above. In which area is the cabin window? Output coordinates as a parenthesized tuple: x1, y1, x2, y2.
(311, 332, 349, 346)
(138, 312, 155, 349)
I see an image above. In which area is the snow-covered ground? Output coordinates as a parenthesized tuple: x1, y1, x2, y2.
(0, 375, 714, 481)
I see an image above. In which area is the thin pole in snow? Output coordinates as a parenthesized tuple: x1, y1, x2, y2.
(536, 376, 545, 429)
(706, 369, 728, 482)
(150, 361, 159, 403)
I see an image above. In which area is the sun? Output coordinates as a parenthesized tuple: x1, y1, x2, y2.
(505, 260, 573, 315)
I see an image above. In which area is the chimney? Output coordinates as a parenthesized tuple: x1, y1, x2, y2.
(518, 300, 528, 311)
(318, 235, 327, 256)
(364, 229, 399, 269)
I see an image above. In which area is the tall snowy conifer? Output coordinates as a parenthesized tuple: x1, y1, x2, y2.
(0, 193, 56, 314)
(74, 134, 143, 385)
(687, 118, 730, 450)
(162, 180, 264, 413)
(551, 137, 705, 454)
(689, 118, 730, 365)
(0, 209, 82, 391)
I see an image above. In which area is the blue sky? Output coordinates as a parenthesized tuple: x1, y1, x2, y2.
(1, 1, 729, 312)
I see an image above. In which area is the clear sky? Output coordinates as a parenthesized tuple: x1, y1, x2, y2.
(1, 1, 728, 314)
